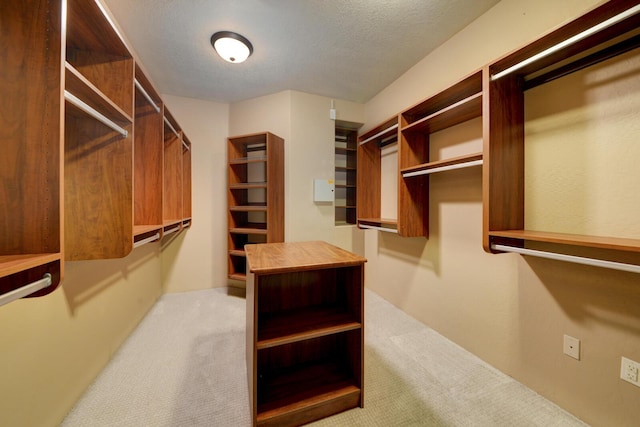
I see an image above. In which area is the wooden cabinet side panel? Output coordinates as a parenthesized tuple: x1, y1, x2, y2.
(356, 142, 381, 220)
(0, 0, 63, 256)
(163, 134, 183, 222)
(247, 270, 258, 424)
(266, 134, 285, 243)
(398, 124, 429, 237)
(182, 144, 192, 219)
(482, 70, 525, 251)
(64, 114, 133, 259)
(134, 104, 163, 226)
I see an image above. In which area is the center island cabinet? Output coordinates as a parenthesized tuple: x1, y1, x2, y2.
(244, 241, 366, 427)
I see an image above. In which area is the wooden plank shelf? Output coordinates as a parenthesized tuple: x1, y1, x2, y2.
(258, 306, 361, 349)
(0, 254, 61, 279)
(401, 152, 483, 178)
(489, 230, 640, 253)
(230, 205, 268, 212)
(230, 182, 268, 190)
(401, 92, 482, 135)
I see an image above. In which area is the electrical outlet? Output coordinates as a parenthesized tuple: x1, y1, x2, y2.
(621, 357, 640, 387)
(563, 335, 580, 360)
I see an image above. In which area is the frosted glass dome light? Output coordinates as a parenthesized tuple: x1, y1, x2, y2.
(211, 31, 253, 63)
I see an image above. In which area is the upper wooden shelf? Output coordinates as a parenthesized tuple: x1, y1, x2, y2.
(489, 230, 640, 253)
(229, 156, 267, 165)
(358, 116, 399, 146)
(0, 254, 61, 279)
(229, 182, 267, 190)
(401, 92, 482, 135)
(401, 70, 482, 129)
(65, 62, 133, 125)
(401, 152, 483, 178)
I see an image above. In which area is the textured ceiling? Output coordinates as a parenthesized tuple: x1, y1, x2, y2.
(103, 0, 501, 104)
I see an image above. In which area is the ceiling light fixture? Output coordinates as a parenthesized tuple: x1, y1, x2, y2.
(210, 31, 253, 64)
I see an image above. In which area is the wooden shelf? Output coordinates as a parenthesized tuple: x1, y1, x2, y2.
(65, 62, 133, 125)
(401, 152, 483, 177)
(230, 205, 268, 212)
(229, 273, 247, 281)
(489, 230, 640, 253)
(230, 226, 268, 235)
(401, 92, 482, 135)
(335, 127, 358, 225)
(230, 182, 268, 190)
(230, 156, 267, 165)
(258, 306, 361, 349)
(0, 254, 62, 279)
(229, 249, 246, 257)
(133, 225, 162, 237)
(335, 147, 357, 155)
(256, 361, 361, 426)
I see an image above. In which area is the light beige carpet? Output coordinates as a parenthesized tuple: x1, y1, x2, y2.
(61, 288, 588, 426)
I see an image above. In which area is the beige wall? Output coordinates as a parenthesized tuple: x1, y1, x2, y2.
(160, 95, 230, 292)
(229, 91, 366, 258)
(0, 244, 162, 427)
(363, 0, 640, 426)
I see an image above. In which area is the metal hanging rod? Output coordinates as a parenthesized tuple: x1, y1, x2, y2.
(133, 233, 160, 248)
(182, 140, 190, 151)
(359, 124, 399, 145)
(0, 273, 52, 308)
(64, 91, 128, 137)
(164, 226, 180, 236)
(164, 117, 180, 138)
(358, 224, 399, 234)
(491, 4, 640, 81)
(491, 244, 640, 274)
(183, 221, 191, 227)
(134, 79, 160, 113)
(402, 159, 483, 178)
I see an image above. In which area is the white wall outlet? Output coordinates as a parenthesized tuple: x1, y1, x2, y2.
(621, 357, 640, 387)
(563, 335, 580, 360)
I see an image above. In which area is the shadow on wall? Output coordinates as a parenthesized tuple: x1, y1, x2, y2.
(523, 251, 640, 334)
(62, 241, 161, 313)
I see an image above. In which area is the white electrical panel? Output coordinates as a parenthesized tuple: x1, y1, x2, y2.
(314, 179, 334, 202)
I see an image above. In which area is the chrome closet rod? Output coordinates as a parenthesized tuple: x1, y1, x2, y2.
(402, 159, 483, 178)
(133, 233, 161, 248)
(182, 140, 190, 151)
(164, 226, 180, 236)
(164, 117, 180, 138)
(134, 79, 161, 113)
(491, 244, 640, 274)
(64, 91, 128, 137)
(358, 224, 399, 234)
(0, 273, 52, 308)
(359, 124, 398, 145)
(491, 4, 640, 80)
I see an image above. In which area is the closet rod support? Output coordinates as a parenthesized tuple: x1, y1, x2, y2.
(133, 233, 161, 248)
(134, 79, 161, 113)
(0, 273, 52, 308)
(64, 91, 128, 137)
(491, 4, 640, 81)
(491, 244, 640, 274)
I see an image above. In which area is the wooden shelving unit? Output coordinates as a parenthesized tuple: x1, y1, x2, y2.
(245, 241, 365, 427)
(133, 65, 164, 245)
(0, 0, 193, 305)
(64, 0, 134, 260)
(483, 0, 640, 259)
(398, 70, 484, 238)
(356, 116, 399, 233)
(335, 127, 358, 225)
(227, 132, 284, 281)
(0, 0, 63, 301)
